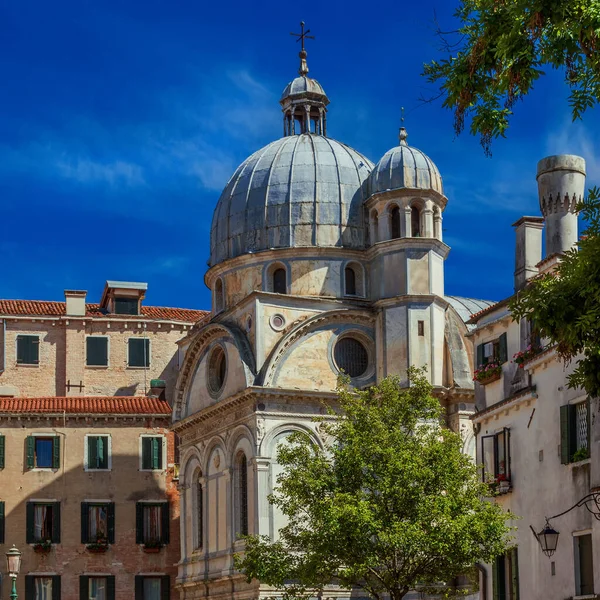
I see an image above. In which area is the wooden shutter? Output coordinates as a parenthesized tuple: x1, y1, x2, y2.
(106, 576, 116, 600)
(52, 502, 61, 543)
(16, 335, 26, 363)
(26, 502, 35, 543)
(79, 576, 89, 600)
(81, 502, 89, 543)
(0, 435, 4, 469)
(152, 437, 161, 470)
(586, 398, 591, 448)
(161, 575, 171, 600)
(88, 436, 98, 470)
(476, 344, 484, 368)
(510, 547, 520, 600)
(25, 575, 35, 599)
(560, 404, 577, 464)
(142, 437, 152, 470)
(492, 556, 499, 600)
(161, 502, 170, 544)
(0, 501, 5, 544)
(98, 436, 107, 469)
(135, 576, 144, 600)
(135, 502, 143, 544)
(107, 502, 115, 544)
(52, 436, 60, 469)
(26, 436, 35, 469)
(52, 575, 61, 600)
(498, 332, 508, 364)
(86, 337, 108, 366)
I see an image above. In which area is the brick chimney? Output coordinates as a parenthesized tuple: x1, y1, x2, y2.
(513, 217, 544, 292)
(64, 290, 87, 316)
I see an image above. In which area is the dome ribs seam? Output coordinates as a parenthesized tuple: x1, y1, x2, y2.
(263, 136, 290, 253)
(321, 135, 343, 247)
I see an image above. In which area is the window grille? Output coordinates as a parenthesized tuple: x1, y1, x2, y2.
(576, 402, 589, 450)
(334, 338, 368, 378)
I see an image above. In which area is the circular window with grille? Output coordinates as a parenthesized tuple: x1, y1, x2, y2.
(334, 337, 369, 378)
(208, 346, 227, 396)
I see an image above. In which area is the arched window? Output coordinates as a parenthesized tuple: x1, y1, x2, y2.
(196, 477, 203, 550)
(214, 278, 224, 313)
(411, 206, 421, 237)
(273, 268, 287, 294)
(391, 206, 401, 239)
(345, 266, 357, 296)
(235, 453, 249, 537)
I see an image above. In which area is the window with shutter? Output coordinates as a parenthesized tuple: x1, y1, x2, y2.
(0, 434, 5, 469)
(87, 435, 109, 470)
(575, 533, 594, 596)
(16, 335, 39, 364)
(114, 297, 139, 315)
(161, 575, 170, 600)
(86, 337, 108, 366)
(0, 501, 5, 544)
(52, 437, 60, 469)
(128, 338, 150, 367)
(137, 502, 168, 545)
(141, 436, 163, 470)
(481, 429, 511, 487)
(26, 436, 35, 469)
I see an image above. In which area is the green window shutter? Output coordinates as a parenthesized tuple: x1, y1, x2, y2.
(26, 502, 34, 543)
(81, 503, 89, 543)
(142, 437, 151, 469)
(492, 556, 499, 600)
(107, 502, 115, 544)
(498, 332, 508, 364)
(26, 436, 35, 469)
(0, 435, 5, 469)
(161, 503, 170, 544)
(129, 338, 150, 367)
(88, 436, 98, 470)
(86, 337, 108, 366)
(586, 398, 591, 448)
(135, 576, 143, 600)
(560, 405, 571, 464)
(135, 503, 143, 544)
(476, 344, 484, 368)
(25, 576, 34, 599)
(52, 436, 60, 469)
(106, 576, 116, 600)
(52, 575, 61, 600)
(161, 575, 171, 600)
(79, 576, 89, 600)
(98, 436, 107, 469)
(511, 547, 520, 600)
(0, 501, 5, 544)
(152, 437, 161, 470)
(17, 335, 40, 364)
(52, 502, 61, 543)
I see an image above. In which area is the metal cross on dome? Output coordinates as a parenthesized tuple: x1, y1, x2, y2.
(290, 21, 315, 51)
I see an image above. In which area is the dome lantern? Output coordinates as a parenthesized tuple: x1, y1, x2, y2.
(280, 21, 329, 137)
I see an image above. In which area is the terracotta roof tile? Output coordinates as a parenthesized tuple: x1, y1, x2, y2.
(0, 396, 172, 415)
(0, 300, 208, 323)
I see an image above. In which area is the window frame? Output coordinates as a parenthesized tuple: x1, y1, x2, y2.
(560, 398, 591, 464)
(113, 296, 139, 315)
(81, 501, 115, 544)
(573, 531, 594, 597)
(26, 434, 60, 470)
(234, 453, 249, 538)
(139, 435, 166, 472)
(26, 500, 61, 544)
(16, 334, 40, 365)
(80, 575, 116, 600)
(84, 434, 112, 472)
(85, 335, 110, 368)
(134, 575, 170, 600)
(25, 575, 61, 600)
(476, 333, 508, 368)
(127, 337, 151, 368)
(481, 428, 511, 484)
(135, 501, 170, 546)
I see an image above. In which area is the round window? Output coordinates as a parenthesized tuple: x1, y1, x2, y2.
(334, 337, 369, 378)
(208, 346, 227, 394)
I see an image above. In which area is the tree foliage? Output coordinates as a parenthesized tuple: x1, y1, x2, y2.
(424, 0, 600, 154)
(235, 371, 513, 600)
(511, 187, 600, 397)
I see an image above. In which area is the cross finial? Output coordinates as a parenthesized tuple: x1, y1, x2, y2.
(290, 21, 315, 76)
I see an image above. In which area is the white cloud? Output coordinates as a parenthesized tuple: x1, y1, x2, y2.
(54, 156, 146, 188)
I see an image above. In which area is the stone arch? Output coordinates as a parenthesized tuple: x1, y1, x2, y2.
(388, 203, 402, 239)
(343, 261, 365, 297)
(264, 261, 289, 294)
(227, 425, 255, 467)
(180, 445, 204, 487)
(260, 422, 324, 457)
(203, 436, 227, 476)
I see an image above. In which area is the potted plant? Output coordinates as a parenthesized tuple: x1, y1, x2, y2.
(496, 472, 511, 493)
(473, 362, 502, 383)
(143, 539, 162, 553)
(86, 536, 109, 553)
(512, 344, 542, 368)
(572, 447, 590, 462)
(33, 540, 52, 554)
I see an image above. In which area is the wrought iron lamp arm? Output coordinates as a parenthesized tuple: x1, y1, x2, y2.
(545, 491, 600, 524)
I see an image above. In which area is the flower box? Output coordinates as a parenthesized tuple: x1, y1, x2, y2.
(143, 546, 161, 553)
(86, 544, 108, 553)
(513, 345, 543, 369)
(474, 362, 502, 384)
(33, 542, 52, 554)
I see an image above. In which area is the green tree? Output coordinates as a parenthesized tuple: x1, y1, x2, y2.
(235, 371, 513, 600)
(424, 0, 600, 154)
(511, 187, 600, 397)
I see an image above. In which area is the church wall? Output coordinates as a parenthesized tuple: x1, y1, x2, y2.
(383, 305, 409, 381)
(407, 249, 430, 295)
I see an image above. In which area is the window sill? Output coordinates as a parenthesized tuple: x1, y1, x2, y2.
(84, 468, 112, 473)
(30, 467, 59, 472)
(139, 469, 165, 473)
(127, 366, 151, 370)
(16, 363, 40, 368)
(85, 365, 109, 369)
(569, 458, 591, 467)
(573, 595, 598, 600)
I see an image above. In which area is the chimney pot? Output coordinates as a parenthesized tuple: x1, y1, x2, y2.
(64, 290, 87, 317)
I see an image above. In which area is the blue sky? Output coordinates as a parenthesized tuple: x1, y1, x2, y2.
(2, 0, 599, 310)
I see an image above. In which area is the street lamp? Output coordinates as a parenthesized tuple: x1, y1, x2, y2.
(5, 545, 22, 600)
(537, 522, 560, 557)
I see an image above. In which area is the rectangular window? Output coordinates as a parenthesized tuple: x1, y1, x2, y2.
(26, 502, 60, 543)
(86, 436, 110, 470)
(560, 400, 590, 464)
(134, 575, 170, 600)
(128, 338, 150, 367)
(79, 576, 115, 600)
(481, 428, 511, 485)
(492, 548, 519, 600)
(575, 533, 594, 596)
(141, 436, 163, 470)
(114, 297, 139, 315)
(81, 502, 115, 544)
(476, 332, 507, 368)
(26, 575, 61, 600)
(86, 337, 108, 367)
(417, 320, 425, 336)
(26, 436, 60, 469)
(136, 502, 169, 546)
(16, 334, 39, 364)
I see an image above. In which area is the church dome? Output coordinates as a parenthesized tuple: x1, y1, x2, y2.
(280, 76, 327, 101)
(370, 128, 443, 196)
(210, 134, 374, 266)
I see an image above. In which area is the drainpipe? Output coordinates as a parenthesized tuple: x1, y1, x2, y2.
(0, 319, 5, 374)
(476, 563, 488, 600)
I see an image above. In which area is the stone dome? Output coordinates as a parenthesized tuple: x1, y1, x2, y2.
(280, 76, 327, 101)
(370, 129, 443, 196)
(210, 134, 374, 266)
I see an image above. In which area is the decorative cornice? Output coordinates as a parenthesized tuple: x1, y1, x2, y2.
(366, 237, 450, 260)
(471, 386, 537, 423)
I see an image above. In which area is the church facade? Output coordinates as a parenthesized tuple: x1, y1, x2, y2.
(172, 41, 493, 600)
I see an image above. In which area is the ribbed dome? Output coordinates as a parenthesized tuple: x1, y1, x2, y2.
(280, 76, 327, 101)
(370, 135, 443, 196)
(210, 134, 374, 266)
